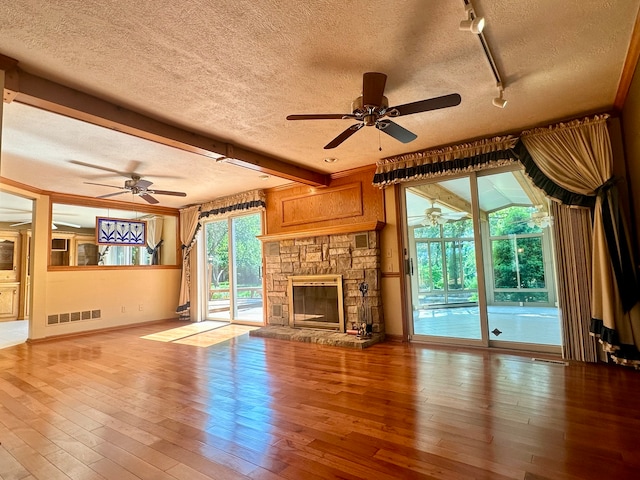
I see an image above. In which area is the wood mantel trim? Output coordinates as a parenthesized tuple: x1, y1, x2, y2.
(258, 221, 385, 242)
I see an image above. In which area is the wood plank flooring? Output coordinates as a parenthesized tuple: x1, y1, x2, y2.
(1, 320, 639, 479)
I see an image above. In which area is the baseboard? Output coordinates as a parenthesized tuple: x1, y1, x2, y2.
(26, 318, 178, 344)
(384, 333, 406, 343)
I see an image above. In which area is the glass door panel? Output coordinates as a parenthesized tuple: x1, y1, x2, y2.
(205, 219, 230, 320)
(406, 177, 482, 341)
(478, 171, 561, 347)
(231, 213, 263, 322)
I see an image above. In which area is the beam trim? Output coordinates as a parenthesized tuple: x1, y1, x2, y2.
(3, 66, 329, 186)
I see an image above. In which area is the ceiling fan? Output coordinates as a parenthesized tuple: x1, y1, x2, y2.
(409, 203, 469, 226)
(85, 175, 186, 204)
(286, 72, 461, 149)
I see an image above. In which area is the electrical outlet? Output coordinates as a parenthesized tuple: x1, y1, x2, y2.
(121, 306, 126, 313)
(139, 304, 143, 311)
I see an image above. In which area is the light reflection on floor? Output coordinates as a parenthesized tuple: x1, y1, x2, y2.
(142, 320, 258, 347)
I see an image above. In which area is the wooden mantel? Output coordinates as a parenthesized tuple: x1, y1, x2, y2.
(258, 221, 385, 243)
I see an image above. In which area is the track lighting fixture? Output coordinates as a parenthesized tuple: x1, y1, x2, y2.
(459, 1, 508, 108)
(459, 3, 485, 34)
(492, 84, 507, 108)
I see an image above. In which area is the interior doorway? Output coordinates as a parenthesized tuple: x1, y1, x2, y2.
(0, 190, 34, 348)
(201, 211, 264, 324)
(403, 166, 561, 353)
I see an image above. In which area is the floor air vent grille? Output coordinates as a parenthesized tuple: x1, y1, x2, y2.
(531, 358, 568, 366)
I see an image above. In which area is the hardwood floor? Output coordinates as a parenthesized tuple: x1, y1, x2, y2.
(1, 320, 639, 479)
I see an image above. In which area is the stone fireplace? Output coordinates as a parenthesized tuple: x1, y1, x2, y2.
(259, 227, 384, 338)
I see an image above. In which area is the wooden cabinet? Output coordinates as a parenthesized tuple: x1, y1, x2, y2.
(0, 231, 20, 281)
(0, 231, 22, 321)
(50, 233, 73, 266)
(0, 282, 19, 320)
(75, 235, 99, 265)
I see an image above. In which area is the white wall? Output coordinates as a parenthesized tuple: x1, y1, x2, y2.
(39, 268, 180, 339)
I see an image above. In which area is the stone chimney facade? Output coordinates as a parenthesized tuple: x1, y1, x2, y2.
(264, 229, 384, 334)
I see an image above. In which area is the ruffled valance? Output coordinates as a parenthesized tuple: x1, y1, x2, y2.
(372, 135, 519, 187)
(200, 189, 266, 218)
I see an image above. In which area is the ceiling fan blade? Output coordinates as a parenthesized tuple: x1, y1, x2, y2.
(324, 123, 364, 149)
(390, 93, 462, 116)
(10, 221, 30, 227)
(376, 120, 417, 144)
(139, 193, 159, 204)
(71, 160, 130, 176)
(135, 179, 153, 189)
(97, 191, 128, 199)
(84, 181, 126, 189)
(54, 221, 82, 228)
(286, 114, 356, 120)
(362, 72, 387, 107)
(148, 189, 187, 197)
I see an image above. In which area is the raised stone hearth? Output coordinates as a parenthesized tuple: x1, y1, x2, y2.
(249, 325, 383, 349)
(255, 226, 384, 348)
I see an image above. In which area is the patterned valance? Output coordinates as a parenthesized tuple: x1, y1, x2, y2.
(199, 189, 266, 219)
(372, 135, 519, 187)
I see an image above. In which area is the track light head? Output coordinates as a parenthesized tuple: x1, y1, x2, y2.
(459, 17, 485, 34)
(492, 96, 507, 108)
(459, 3, 485, 34)
(492, 86, 507, 108)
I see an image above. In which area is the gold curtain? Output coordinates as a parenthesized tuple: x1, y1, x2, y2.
(176, 205, 201, 321)
(145, 215, 164, 265)
(522, 115, 640, 366)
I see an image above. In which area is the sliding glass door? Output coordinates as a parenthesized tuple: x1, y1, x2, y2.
(406, 176, 483, 342)
(203, 212, 263, 323)
(404, 167, 561, 352)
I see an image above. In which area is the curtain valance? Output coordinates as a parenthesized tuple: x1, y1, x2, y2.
(372, 135, 518, 187)
(200, 189, 266, 219)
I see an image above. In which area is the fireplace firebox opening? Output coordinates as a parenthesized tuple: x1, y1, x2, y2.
(287, 274, 345, 331)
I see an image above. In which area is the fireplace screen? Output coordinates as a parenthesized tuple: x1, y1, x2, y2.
(288, 274, 344, 331)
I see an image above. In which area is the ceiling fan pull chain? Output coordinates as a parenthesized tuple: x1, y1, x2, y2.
(378, 129, 382, 152)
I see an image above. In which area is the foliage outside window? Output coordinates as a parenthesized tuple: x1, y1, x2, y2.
(205, 213, 262, 300)
(414, 218, 478, 305)
(488, 206, 548, 303)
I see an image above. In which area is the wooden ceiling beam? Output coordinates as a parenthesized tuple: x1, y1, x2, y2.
(2, 63, 329, 187)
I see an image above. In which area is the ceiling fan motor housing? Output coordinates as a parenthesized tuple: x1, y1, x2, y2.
(351, 95, 389, 125)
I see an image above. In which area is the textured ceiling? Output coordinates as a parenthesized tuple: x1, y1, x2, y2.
(0, 0, 639, 211)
